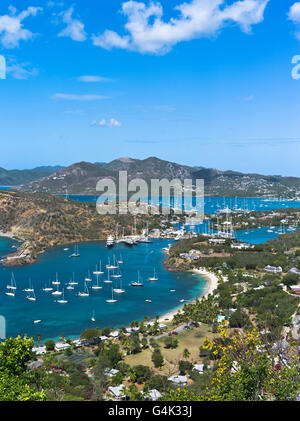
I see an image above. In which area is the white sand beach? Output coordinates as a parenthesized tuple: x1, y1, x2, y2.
(158, 268, 219, 323)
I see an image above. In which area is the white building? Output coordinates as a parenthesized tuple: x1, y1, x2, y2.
(33, 345, 46, 355)
(108, 385, 126, 400)
(142, 389, 162, 401)
(55, 342, 71, 352)
(264, 265, 282, 274)
(168, 375, 187, 386)
(105, 368, 120, 377)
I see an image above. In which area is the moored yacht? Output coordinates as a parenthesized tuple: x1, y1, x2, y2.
(106, 235, 115, 248)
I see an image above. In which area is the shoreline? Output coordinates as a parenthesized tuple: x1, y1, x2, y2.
(158, 268, 219, 323)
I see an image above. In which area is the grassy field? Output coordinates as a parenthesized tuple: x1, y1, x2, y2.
(124, 324, 215, 376)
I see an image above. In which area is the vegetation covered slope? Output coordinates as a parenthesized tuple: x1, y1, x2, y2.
(0, 190, 150, 266)
(18, 157, 300, 198)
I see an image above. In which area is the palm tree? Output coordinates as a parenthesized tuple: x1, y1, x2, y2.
(183, 348, 190, 360)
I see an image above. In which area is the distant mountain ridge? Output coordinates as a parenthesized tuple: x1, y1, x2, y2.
(0, 165, 64, 186)
(8, 157, 300, 198)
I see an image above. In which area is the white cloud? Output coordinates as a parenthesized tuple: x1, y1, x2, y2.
(6, 57, 38, 79)
(288, 2, 300, 22)
(91, 118, 122, 127)
(92, 0, 269, 54)
(58, 7, 87, 41)
(288, 2, 300, 41)
(52, 93, 109, 101)
(0, 6, 42, 49)
(77, 75, 112, 83)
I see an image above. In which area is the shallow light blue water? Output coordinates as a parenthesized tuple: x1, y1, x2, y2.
(0, 239, 205, 340)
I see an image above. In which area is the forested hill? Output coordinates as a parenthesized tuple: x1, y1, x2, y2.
(5, 156, 300, 198)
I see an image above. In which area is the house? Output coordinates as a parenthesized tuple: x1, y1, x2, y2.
(105, 368, 120, 377)
(126, 327, 139, 333)
(264, 265, 282, 274)
(290, 285, 300, 293)
(54, 342, 71, 352)
(142, 389, 162, 401)
(231, 243, 252, 250)
(168, 375, 187, 386)
(72, 339, 84, 348)
(193, 364, 211, 374)
(100, 336, 109, 342)
(209, 238, 226, 245)
(289, 267, 300, 275)
(108, 385, 127, 400)
(33, 345, 46, 355)
(193, 364, 204, 374)
(179, 253, 200, 260)
(110, 331, 119, 339)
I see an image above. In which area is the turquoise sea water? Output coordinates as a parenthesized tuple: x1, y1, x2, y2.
(0, 194, 299, 340)
(63, 195, 300, 214)
(0, 239, 205, 340)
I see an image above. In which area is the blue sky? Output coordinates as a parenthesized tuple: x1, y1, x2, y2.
(0, 0, 300, 176)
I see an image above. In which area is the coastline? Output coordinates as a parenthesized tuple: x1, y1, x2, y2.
(158, 268, 219, 323)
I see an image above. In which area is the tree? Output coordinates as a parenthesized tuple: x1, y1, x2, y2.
(45, 340, 55, 352)
(0, 335, 34, 375)
(202, 327, 300, 401)
(80, 328, 101, 344)
(183, 348, 191, 360)
(131, 365, 152, 384)
(152, 349, 164, 368)
(0, 336, 46, 401)
(164, 336, 179, 349)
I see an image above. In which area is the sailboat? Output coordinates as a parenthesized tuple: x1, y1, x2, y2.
(91, 311, 96, 322)
(111, 268, 122, 279)
(57, 290, 68, 304)
(117, 255, 123, 264)
(106, 287, 117, 303)
(103, 270, 112, 284)
(131, 272, 144, 287)
(69, 243, 80, 258)
(69, 273, 78, 286)
(91, 273, 103, 290)
(85, 270, 92, 282)
(78, 282, 89, 297)
(93, 261, 104, 275)
(52, 284, 62, 296)
(43, 281, 53, 292)
(113, 277, 125, 294)
(52, 273, 60, 285)
(26, 290, 36, 302)
(148, 268, 158, 282)
(6, 273, 17, 296)
(24, 279, 34, 292)
(106, 256, 118, 270)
